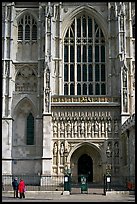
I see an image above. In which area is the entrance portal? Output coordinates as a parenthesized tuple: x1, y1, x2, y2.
(78, 154, 93, 182)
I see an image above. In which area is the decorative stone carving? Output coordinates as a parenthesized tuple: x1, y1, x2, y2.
(80, 121, 85, 133)
(87, 121, 91, 133)
(60, 142, 64, 164)
(114, 120, 118, 133)
(52, 111, 115, 139)
(15, 67, 37, 92)
(94, 120, 99, 132)
(53, 121, 57, 133)
(53, 142, 58, 165)
(107, 120, 112, 132)
(60, 143, 64, 156)
(67, 121, 71, 133)
(114, 142, 119, 164)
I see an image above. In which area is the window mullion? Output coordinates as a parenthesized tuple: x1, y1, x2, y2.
(92, 18, 95, 95)
(86, 17, 88, 95)
(68, 28, 70, 95)
(81, 17, 83, 95)
(75, 17, 77, 95)
(23, 15, 25, 41)
(99, 29, 101, 95)
(30, 16, 32, 41)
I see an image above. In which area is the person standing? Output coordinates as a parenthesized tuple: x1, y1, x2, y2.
(18, 178, 26, 199)
(12, 177, 18, 198)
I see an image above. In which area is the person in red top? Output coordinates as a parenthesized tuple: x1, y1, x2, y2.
(18, 178, 26, 199)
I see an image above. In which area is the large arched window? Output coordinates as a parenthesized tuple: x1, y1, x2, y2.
(26, 113, 34, 145)
(18, 14, 37, 41)
(63, 15, 106, 95)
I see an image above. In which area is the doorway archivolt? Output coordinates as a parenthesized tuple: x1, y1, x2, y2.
(68, 142, 103, 183)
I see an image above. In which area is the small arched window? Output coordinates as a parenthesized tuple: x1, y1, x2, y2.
(18, 14, 37, 41)
(26, 113, 34, 145)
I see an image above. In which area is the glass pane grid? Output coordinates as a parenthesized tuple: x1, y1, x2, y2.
(64, 15, 106, 96)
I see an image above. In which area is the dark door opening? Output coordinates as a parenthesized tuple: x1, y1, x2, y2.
(78, 154, 93, 182)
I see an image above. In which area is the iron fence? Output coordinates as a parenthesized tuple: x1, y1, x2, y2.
(2, 174, 135, 192)
(2, 175, 64, 191)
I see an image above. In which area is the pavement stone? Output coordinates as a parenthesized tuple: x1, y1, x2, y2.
(2, 190, 135, 202)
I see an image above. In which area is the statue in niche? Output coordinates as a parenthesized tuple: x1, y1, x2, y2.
(47, 2, 52, 17)
(53, 121, 57, 133)
(110, 4, 115, 20)
(91, 122, 94, 135)
(81, 112, 85, 119)
(60, 143, 64, 164)
(74, 112, 78, 119)
(106, 142, 112, 158)
(132, 62, 135, 89)
(74, 121, 77, 134)
(53, 142, 57, 165)
(114, 142, 119, 157)
(123, 89, 128, 112)
(64, 140, 70, 153)
(77, 122, 81, 138)
(60, 121, 64, 133)
(94, 120, 99, 132)
(101, 121, 105, 133)
(114, 142, 119, 164)
(123, 66, 127, 87)
(46, 68, 50, 88)
(114, 121, 118, 133)
(60, 112, 63, 117)
(67, 121, 71, 133)
(87, 121, 91, 133)
(81, 121, 85, 133)
(107, 120, 112, 132)
(45, 88, 50, 112)
(60, 143, 64, 156)
(53, 143, 57, 156)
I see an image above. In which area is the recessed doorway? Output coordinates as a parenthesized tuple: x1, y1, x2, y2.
(78, 154, 93, 182)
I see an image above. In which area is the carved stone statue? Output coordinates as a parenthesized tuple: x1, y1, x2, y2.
(60, 143, 64, 156)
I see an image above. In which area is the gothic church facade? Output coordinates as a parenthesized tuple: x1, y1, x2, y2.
(2, 2, 135, 184)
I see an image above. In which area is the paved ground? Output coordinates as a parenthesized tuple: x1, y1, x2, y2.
(2, 191, 135, 202)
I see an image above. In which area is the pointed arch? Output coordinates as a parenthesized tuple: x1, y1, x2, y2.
(16, 10, 38, 41)
(63, 8, 107, 96)
(12, 97, 37, 118)
(62, 6, 108, 39)
(12, 97, 36, 146)
(67, 142, 103, 164)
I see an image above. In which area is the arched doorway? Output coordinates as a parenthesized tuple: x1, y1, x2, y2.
(78, 154, 93, 182)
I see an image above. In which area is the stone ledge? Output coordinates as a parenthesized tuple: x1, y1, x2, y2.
(106, 190, 135, 195)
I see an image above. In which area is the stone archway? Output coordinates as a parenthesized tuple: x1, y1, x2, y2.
(69, 142, 103, 183)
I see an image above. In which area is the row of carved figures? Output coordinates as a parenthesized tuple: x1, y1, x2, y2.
(52, 140, 119, 165)
(52, 120, 119, 138)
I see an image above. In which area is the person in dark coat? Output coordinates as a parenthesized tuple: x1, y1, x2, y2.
(18, 178, 26, 199)
(12, 177, 18, 198)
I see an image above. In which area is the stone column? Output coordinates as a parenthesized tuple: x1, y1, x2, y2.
(41, 113, 52, 185)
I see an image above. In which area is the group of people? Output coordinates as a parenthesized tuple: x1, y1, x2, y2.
(12, 177, 26, 199)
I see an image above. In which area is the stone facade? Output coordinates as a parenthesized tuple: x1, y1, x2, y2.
(2, 2, 135, 184)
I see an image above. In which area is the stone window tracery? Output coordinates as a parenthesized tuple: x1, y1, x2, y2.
(18, 14, 37, 41)
(63, 15, 106, 95)
(15, 67, 37, 92)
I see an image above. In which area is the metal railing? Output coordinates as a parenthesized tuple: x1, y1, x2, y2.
(2, 175, 64, 191)
(2, 174, 135, 192)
